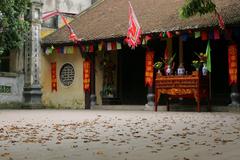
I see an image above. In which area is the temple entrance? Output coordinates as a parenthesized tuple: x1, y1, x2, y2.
(118, 47, 147, 105)
(211, 40, 231, 105)
(100, 38, 232, 106)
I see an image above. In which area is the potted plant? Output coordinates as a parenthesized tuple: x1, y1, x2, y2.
(153, 61, 164, 74)
(192, 60, 201, 71)
(194, 52, 207, 63)
(100, 84, 114, 98)
(162, 53, 176, 75)
(193, 52, 208, 75)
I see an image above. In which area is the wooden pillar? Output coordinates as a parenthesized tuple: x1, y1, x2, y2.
(147, 86, 154, 107)
(166, 38, 173, 57)
(84, 54, 95, 110)
(90, 54, 96, 108)
(179, 38, 183, 65)
(145, 48, 154, 107)
(85, 91, 90, 109)
(228, 43, 240, 108)
(177, 37, 185, 75)
(84, 56, 91, 110)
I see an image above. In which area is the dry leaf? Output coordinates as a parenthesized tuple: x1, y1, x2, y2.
(1, 153, 10, 157)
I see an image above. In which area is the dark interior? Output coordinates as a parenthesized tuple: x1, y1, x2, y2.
(118, 46, 147, 105)
(103, 36, 235, 106)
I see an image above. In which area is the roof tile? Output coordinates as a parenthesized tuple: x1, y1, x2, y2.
(42, 0, 240, 45)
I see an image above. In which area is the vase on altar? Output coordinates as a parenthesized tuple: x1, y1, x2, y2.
(166, 65, 172, 75)
(202, 63, 208, 76)
(157, 69, 162, 75)
(177, 67, 185, 75)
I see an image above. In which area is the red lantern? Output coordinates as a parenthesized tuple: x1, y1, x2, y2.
(166, 31, 173, 38)
(83, 58, 91, 92)
(201, 31, 208, 41)
(89, 44, 94, 53)
(159, 32, 163, 38)
(214, 28, 220, 40)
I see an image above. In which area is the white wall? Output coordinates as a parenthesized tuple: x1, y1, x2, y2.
(0, 74, 24, 103)
(42, 0, 92, 14)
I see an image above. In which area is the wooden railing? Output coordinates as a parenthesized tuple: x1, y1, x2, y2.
(154, 71, 210, 112)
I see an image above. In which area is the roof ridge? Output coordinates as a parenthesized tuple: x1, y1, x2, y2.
(42, 0, 240, 45)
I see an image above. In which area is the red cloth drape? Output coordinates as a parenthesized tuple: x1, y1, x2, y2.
(145, 50, 154, 87)
(228, 44, 238, 85)
(83, 58, 91, 92)
(51, 62, 57, 92)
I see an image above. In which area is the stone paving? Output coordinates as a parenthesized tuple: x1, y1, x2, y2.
(0, 109, 240, 160)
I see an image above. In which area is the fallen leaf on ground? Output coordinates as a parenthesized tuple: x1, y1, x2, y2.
(1, 153, 10, 157)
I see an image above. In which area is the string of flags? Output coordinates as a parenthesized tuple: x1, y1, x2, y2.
(44, 41, 123, 55)
(44, 27, 240, 55)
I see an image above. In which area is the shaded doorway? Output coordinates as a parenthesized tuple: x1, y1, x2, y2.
(211, 40, 231, 105)
(118, 47, 147, 105)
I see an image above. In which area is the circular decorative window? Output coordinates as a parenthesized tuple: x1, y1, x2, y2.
(60, 63, 75, 86)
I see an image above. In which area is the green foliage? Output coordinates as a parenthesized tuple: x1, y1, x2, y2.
(162, 53, 176, 66)
(192, 60, 201, 69)
(153, 61, 164, 70)
(0, 0, 30, 53)
(179, 0, 216, 18)
(100, 84, 113, 97)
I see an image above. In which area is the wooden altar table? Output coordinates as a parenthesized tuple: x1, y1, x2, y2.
(154, 72, 210, 112)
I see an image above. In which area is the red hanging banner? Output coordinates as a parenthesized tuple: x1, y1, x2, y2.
(83, 58, 91, 92)
(145, 50, 154, 87)
(228, 44, 238, 85)
(51, 62, 57, 92)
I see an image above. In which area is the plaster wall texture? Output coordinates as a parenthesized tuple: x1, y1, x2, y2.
(0, 74, 24, 103)
(41, 48, 85, 109)
(42, 0, 92, 14)
(41, 28, 56, 38)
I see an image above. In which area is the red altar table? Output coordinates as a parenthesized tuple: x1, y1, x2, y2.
(154, 71, 210, 112)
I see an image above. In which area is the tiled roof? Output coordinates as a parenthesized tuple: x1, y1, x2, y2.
(42, 0, 240, 45)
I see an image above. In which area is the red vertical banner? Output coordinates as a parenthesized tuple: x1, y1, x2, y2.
(228, 44, 238, 85)
(51, 62, 57, 92)
(145, 50, 154, 87)
(83, 58, 91, 92)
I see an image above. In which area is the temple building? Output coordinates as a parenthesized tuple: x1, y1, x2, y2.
(0, 0, 95, 108)
(41, 0, 240, 111)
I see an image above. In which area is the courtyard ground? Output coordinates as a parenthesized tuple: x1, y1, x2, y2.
(0, 109, 240, 160)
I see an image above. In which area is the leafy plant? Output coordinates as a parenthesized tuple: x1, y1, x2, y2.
(194, 52, 207, 63)
(0, 0, 30, 53)
(100, 84, 113, 97)
(179, 0, 216, 19)
(192, 60, 201, 69)
(162, 53, 176, 66)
